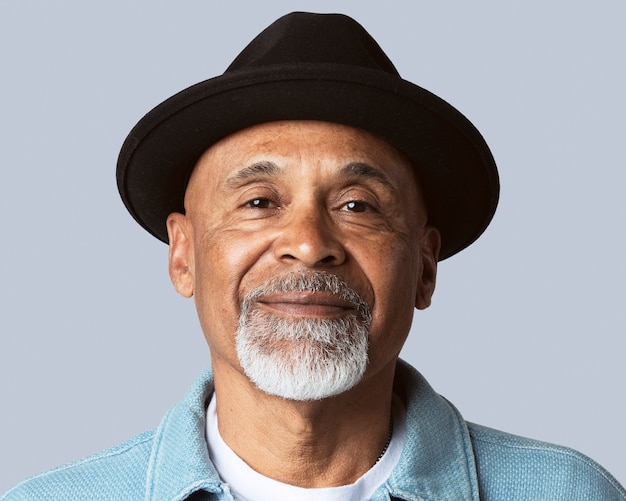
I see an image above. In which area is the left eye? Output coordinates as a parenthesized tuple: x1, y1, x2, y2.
(343, 201, 369, 212)
(246, 198, 274, 209)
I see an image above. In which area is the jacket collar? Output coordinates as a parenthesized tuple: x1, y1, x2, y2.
(144, 365, 224, 501)
(144, 361, 479, 500)
(383, 360, 480, 501)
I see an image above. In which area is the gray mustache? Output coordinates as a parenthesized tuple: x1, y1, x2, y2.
(243, 271, 372, 326)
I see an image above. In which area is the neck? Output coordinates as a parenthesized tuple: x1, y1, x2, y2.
(211, 357, 397, 487)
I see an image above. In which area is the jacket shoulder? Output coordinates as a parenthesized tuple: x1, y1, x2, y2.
(468, 422, 626, 501)
(1, 430, 155, 501)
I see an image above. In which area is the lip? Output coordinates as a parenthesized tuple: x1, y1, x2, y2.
(257, 292, 357, 318)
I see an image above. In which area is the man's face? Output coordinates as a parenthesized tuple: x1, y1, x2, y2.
(167, 121, 440, 397)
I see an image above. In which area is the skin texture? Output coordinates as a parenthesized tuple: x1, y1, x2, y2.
(166, 120, 440, 487)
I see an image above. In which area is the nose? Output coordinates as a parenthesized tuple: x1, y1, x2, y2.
(273, 206, 346, 267)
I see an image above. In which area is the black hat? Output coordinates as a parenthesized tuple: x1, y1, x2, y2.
(117, 12, 499, 260)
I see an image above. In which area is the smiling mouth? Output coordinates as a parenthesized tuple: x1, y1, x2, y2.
(257, 292, 357, 318)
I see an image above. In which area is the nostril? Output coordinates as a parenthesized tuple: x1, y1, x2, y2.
(318, 255, 338, 265)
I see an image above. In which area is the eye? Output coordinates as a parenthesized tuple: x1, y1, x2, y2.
(245, 197, 276, 209)
(343, 200, 370, 212)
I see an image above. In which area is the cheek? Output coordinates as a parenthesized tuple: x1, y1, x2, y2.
(190, 239, 238, 342)
(193, 228, 273, 318)
(368, 232, 419, 297)
(360, 236, 420, 344)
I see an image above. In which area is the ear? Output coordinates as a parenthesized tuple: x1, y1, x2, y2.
(166, 212, 194, 298)
(415, 226, 441, 310)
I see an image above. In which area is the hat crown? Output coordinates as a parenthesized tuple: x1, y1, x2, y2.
(227, 12, 400, 76)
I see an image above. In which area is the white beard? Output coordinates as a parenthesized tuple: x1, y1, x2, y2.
(235, 272, 371, 401)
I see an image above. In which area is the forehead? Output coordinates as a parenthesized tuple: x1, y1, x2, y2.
(187, 120, 419, 193)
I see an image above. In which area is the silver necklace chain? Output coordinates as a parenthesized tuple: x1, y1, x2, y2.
(373, 416, 394, 466)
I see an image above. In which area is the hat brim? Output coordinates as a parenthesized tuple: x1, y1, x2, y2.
(117, 63, 499, 260)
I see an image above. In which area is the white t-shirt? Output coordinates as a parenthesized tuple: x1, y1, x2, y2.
(206, 395, 406, 501)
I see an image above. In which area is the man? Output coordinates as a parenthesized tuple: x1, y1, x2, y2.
(3, 11, 625, 501)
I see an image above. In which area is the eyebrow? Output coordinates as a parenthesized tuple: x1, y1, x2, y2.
(340, 162, 396, 191)
(225, 161, 282, 188)
(223, 160, 396, 191)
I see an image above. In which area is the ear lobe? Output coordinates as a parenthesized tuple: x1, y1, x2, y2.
(167, 213, 194, 298)
(415, 226, 441, 310)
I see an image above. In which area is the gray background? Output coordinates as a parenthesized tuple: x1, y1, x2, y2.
(1, 0, 624, 493)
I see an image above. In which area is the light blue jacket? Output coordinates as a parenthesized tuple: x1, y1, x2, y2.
(3, 360, 625, 500)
